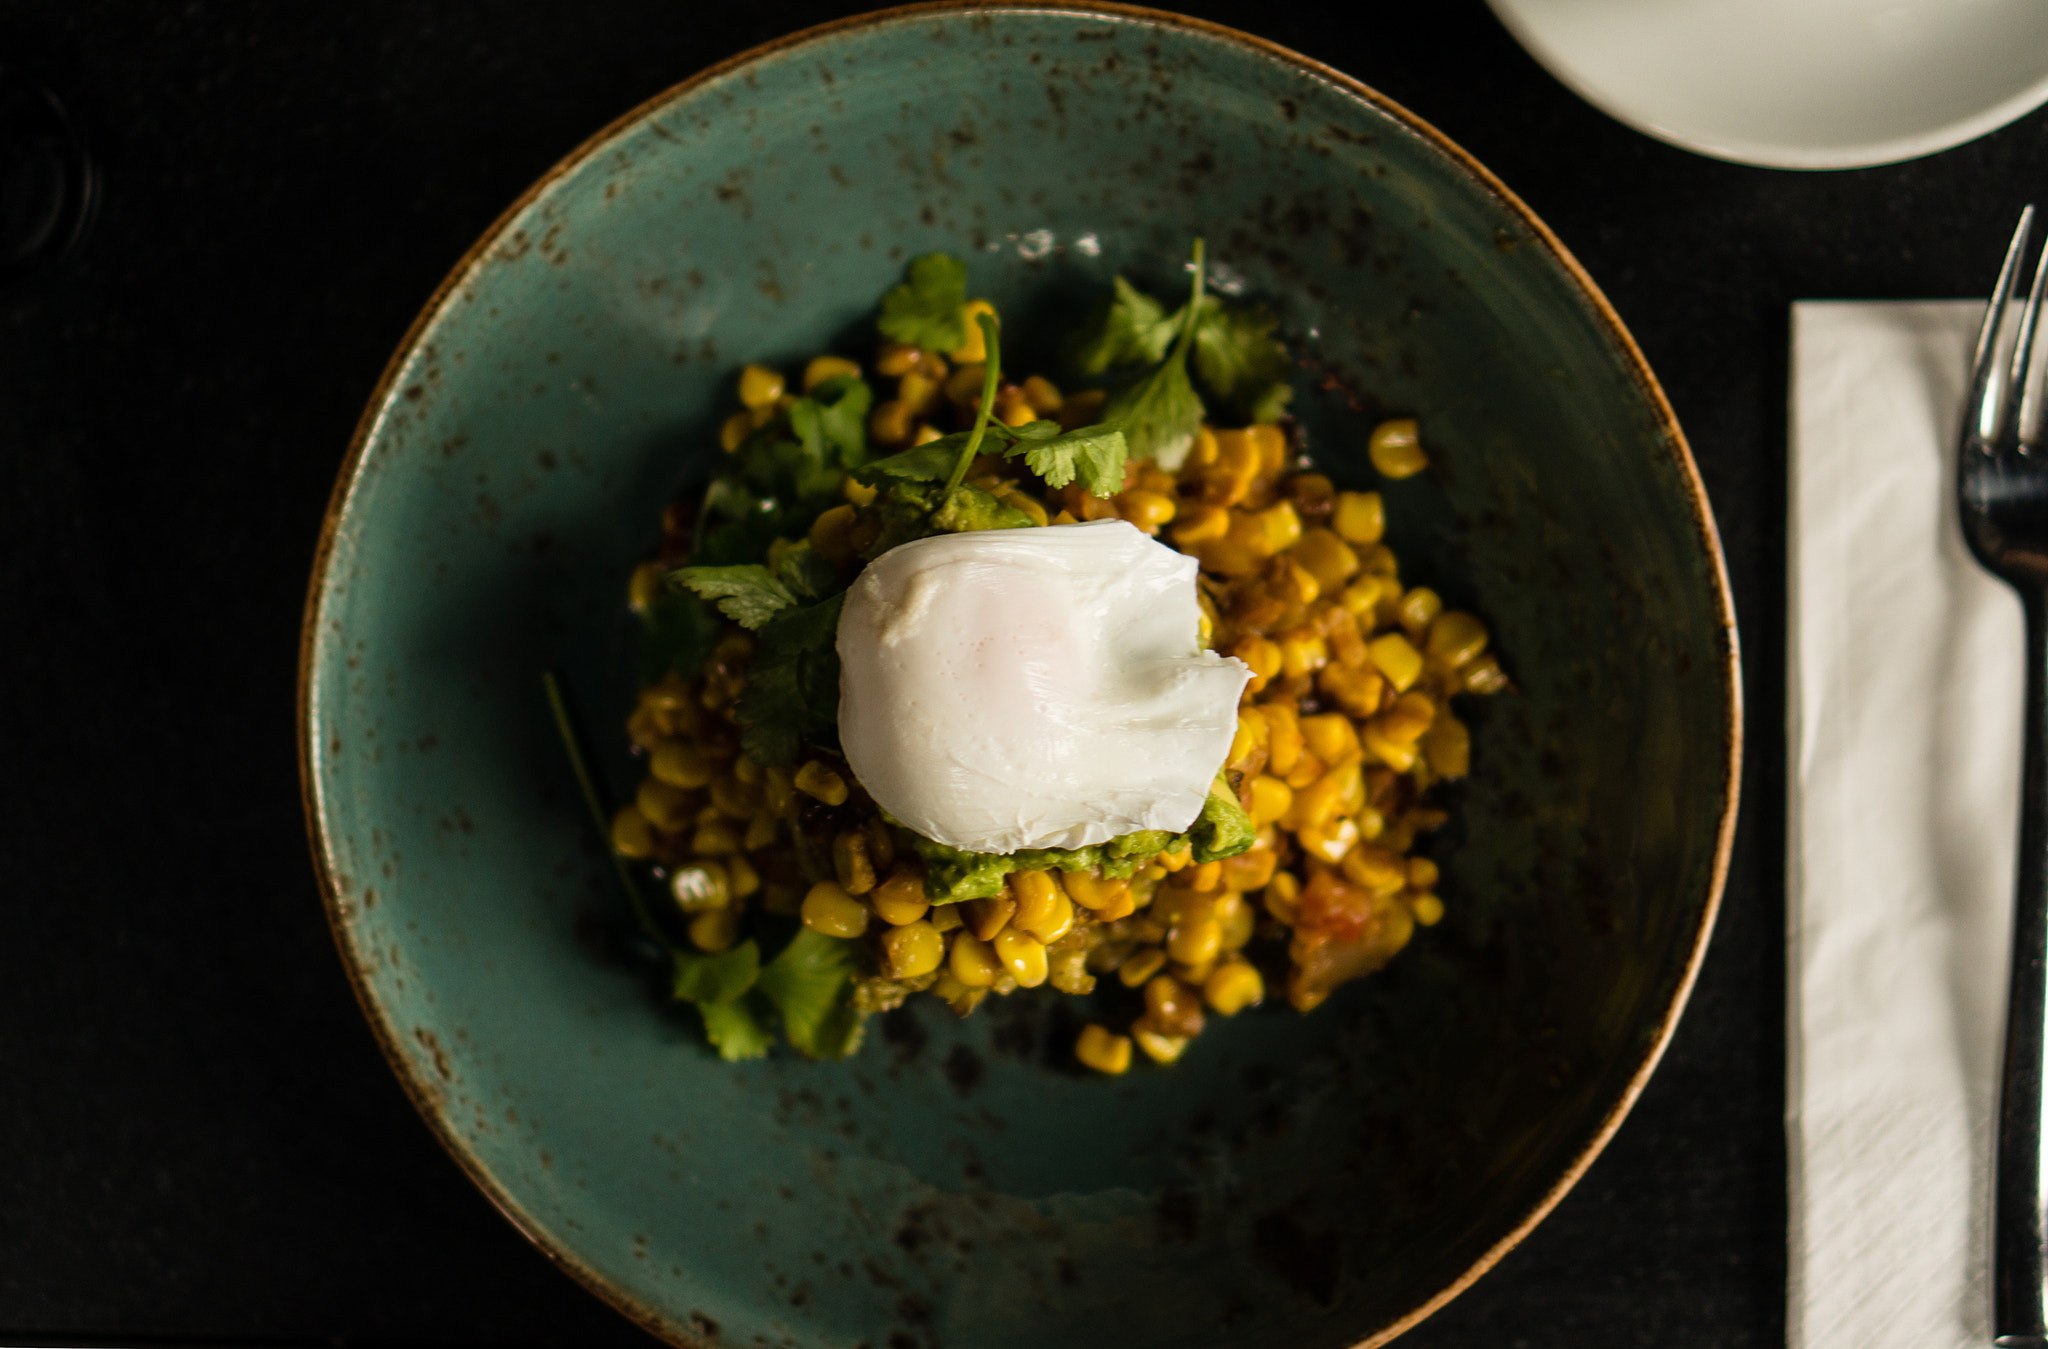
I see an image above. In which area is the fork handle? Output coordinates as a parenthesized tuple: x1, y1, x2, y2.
(1996, 588, 2048, 1347)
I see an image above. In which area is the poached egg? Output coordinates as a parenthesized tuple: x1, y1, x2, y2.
(836, 518, 1252, 854)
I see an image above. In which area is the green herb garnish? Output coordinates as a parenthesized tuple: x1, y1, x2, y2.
(729, 591, 845, 766)
(877, 252, 970, 352)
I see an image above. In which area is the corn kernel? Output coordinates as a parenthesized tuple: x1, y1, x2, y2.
(1317, 662, 1385, 720)
(1021, 374, 1063, 412)
(996, 385, 1036, 426)
(950, 931, 1002, 987)
(692, 818, 740, 855)
(1075, 1024, 1133, 1075)
(1421, 711, 1471, 778)
(1249, 500, 1303, 555)
(801, 880, 869, 938)
(670, 861, 730, 912)
(1249, 423, 1289, 473)
(1284, 751, 1327, 791)
(1133, 1028, 1189, 1064)
(1091, 884, 1139, 921)
(874, 342, 919, 377)
(998, 489, 1050, 526)
(1264, 871, 1302, 923)
(1118, 946, 1168, 987)
(912, 423, 943, 446)
(869, 398, 915, 445)
(948, 300, 998, 362)
(1116, 489, 1178, 534)
(944, 362, 986, 406)
(1168, 914, 1223, 967)
(610, 806, 655, 858)
(725, 854, 761, 899)
(636, 778, 694, 833)
(1219, 848, 1278, 892)
(1238, 776, 1286, 828)
(1338, 576, 1381, 617)
(1331, 490, 1385, 544)
(793, 760, 848, 806)
(689, 907, 739, 953)
(1011, 871, 1074, 942)
(880, 921, 946, 979)
(718, 411, 754, 452)
(1263, 704, 1303, 774)
(803, 354, 861, 391)
(1156, 843, 1193, 872)
(1369, 417, 1427, 478)
(1398, 587, 1443, 638)
(1296, 815, 1360, 864)
(1300, 713, 1362, 767)
(1460, 652, 1510, 694)
(1341, 846, 1409, 898)
(1361, 721, 1419, 771)
(870, 870, 928, 925)
(1204, 960, 1265, 1015)
(1228, 709, 1268, 770)
(1061, 871, 1129, 912)
(1366, 632, 1424, 691)
(1171, 503, 1231, 548)
(994, 929, 1050, 988)
(709, 774, 760, 820)
(1410, 893, 1445, 926)
(743, 811, 779, 850)
(964, 894, 1015, 942)
(929, 903, 964, 933)
(832, 829, 877, 895)
(737, 364, 785, 409)
(1143, 974, 1206, 1037)
(1427, 611, 1489, 668)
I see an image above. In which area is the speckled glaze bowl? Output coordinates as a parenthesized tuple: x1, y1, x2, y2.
(299, 5, 1740, 1348)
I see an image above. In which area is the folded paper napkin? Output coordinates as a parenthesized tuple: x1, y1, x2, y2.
(1789, 300, 2025, 1349)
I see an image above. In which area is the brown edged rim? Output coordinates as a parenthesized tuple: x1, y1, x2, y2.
(295, 4, 1744, 1347)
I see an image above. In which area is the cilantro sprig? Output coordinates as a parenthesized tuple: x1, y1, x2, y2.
(877, 253, 969, 352)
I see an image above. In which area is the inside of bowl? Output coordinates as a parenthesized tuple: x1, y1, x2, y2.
(306, 10, 1735, 1349)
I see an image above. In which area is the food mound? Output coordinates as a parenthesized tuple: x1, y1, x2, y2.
(601, 246, 1507, 1072)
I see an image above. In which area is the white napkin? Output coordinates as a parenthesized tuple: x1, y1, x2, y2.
(1788, 300, 2025, 1349)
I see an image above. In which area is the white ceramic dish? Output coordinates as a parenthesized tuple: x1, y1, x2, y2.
(1488, 0, 2048, 170)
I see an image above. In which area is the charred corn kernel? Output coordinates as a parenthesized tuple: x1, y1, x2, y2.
(1204, 430, 1262, 506)
(1220, 848, 1279, 892)
(692, 818, 741, 855)
(689, 906, 739, 953)
(1061, 871, 1128, 912)
(964, 895, 1015, 942)
(801, 880, 869, 938)
(1049, 945, 1096, 995)
(1118, 946, 1168, 987)
(1367, 632, 1424, 691)
(880, 921, 946, 979)
(1460, 652, 1510, 694)
(1427, 610, 1489, 668)
(1331, 490, 1386, 544)
(944, 362, 986, 405)
(993, 929, 1050, 987)
(1338, 576, 1382, 618)
(1361, 721, 1419, 771)
(1291, 527, 1360, 593)
(1273, 557, 1321, 608)
(950, 931, 1002, 987)
(1325, 605, 1368, 667)
(1421, 711, 1471, 778)
(1075, 1024, 1132, 1075)
(1021, 374, 1063, 412)
(1011, 871, 1074, 942)
(725, 853, 761, 899)
(1296, 815, 1360, 864)
(1233, 636, 1282, 687)
(1167, 914, 1224, 967)
(1408, 857, 1440, 891)
(611, 806, 656, 858)
(929, 903, 964, 933)
(744, 811, 779, 850)
(738, 364, 785, 408)
(1246, 775, 1293, 827)
(1144, 974, 1206, 1037)
(719, 410, 754, 452)
(1133, 1028, 1189, 1064)
(875, 342, 920, 377)
(1278, 627, 1327, 679)
(1300, 713, 1362, 766)
(1170, 503, 1231, 548)
(832, 830, 877, 895)
(1284, 752, 1327, 791)
(948, 300, 998, 362)
(1369, 417, 1427, 478)
(636, 778, 694, 832)
(1264, 871, 1302, 923)
(1204, 960, 1265, 1015)
(1291, 762, 1358, 830)
(670, 861, 730, 912)
(1116, 489, 1178, 534)
(1197, 537, 1263, 577)
(1249, 500, 1303, 555)
(1398, 586, 1443, 637)
(998, 490, 1050, 526)
(793, 760, 848, 806)
(1263, 703, 1303, 774)
(1410, 893, 1445, 926)
(1318, 662, 1385, 720)
(870, 870, 928, 925)
(709, 774, 760, 819)
(1342, 846, 1409, 898)
(803, 354, 861, 391)
(1249, 422, 1290, 473)
(1379, 691, 1437, 744)
(626, 706, 667, 752)
(869, 398, 915, 445)
(628, 560, 666, 614)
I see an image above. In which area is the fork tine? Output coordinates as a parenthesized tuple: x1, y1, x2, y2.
(1971, 206, 2035, 443)
(2017, 236, 2048, 449)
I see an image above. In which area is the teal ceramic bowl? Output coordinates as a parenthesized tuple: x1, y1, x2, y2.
(299, 5, 1740, 1347)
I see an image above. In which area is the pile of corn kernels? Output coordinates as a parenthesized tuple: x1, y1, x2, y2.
(613, 342, 1505, 1073)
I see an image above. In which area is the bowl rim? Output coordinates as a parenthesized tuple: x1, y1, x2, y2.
(296, 4, 1744, 1345)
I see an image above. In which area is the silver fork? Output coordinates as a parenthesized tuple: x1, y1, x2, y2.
(1965, 206, 2048, 1348)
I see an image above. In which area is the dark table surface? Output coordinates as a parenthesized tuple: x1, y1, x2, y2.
(4, 2, 2042, 1345)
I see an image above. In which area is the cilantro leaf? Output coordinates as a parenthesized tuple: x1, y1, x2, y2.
(931, 483, 1037, 534)
(770, 542, 842, 602)
(756, 929, 865, 1059)
(788, 374, 873, 469)
(877, 253, 968, 352)
(1192, 300, 1294, 424)
(638, 586, 721, 682)
(1001, 423, 1128, 496)
(1102, 354, 1206, 471)
(731, 592, 845, 764)
(852, 443, 959, 487)
(672, 564, 797, 630)
(671, 940, 761, 1004)
(1071, 274, 1177, 375)
(699, 991, 777, 1061)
